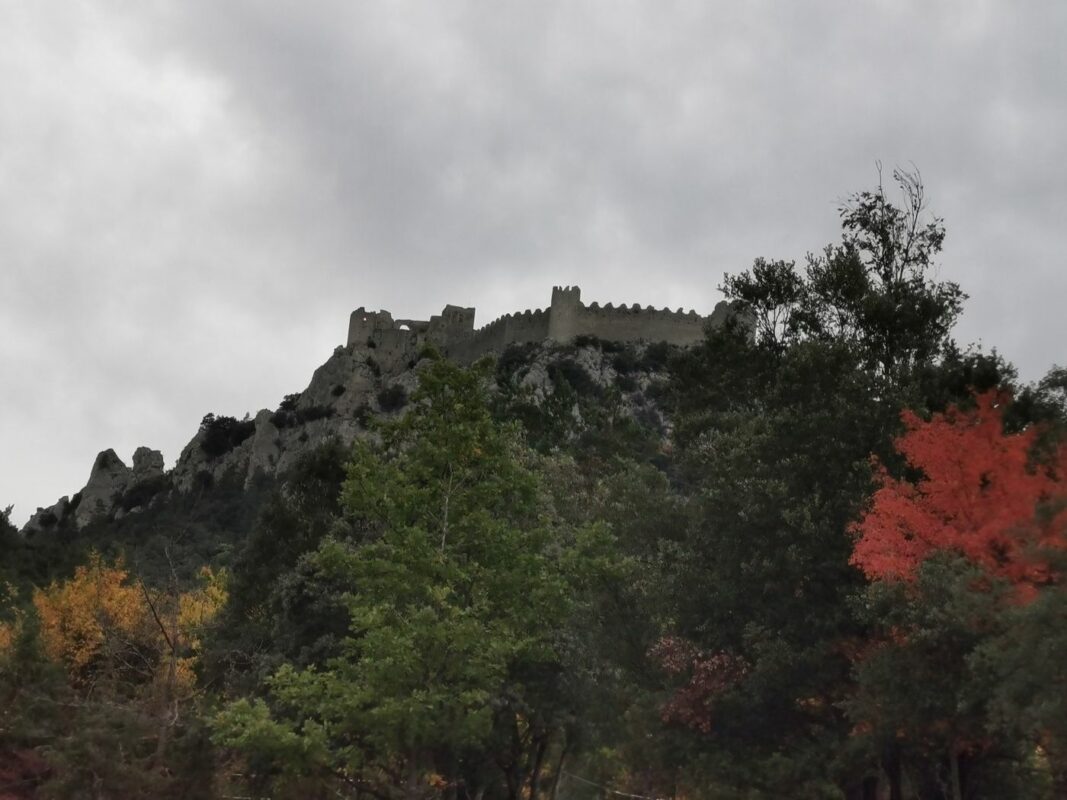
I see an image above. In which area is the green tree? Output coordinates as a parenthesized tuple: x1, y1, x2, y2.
(845, 556, 1037, 800)
(656, 170, 979, 796)
(215, 359, 611, 800)
(723, 167, 964, 382)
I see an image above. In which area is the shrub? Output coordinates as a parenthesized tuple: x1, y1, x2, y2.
(417, 344, 441, 362)
(199, 414, 256, 459)
(118, 475, 171, 512)
(548, 358, 601, 398)
(496, 342, 539, 385)
(366, 356, 381, 377)
(639, 341, 673, 371)
(300, 406, 334, 424)
(270, 405, 335, 429)
(353, 403, 372, 427)
(331, 384, 346, 397)
(612, 350, 639, 374)
(377, 385, 408, 413)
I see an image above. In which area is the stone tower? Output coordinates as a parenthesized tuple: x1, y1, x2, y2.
(547, 285, 582, 342)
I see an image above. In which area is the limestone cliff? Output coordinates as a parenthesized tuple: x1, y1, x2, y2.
(21, 336, 681, 534)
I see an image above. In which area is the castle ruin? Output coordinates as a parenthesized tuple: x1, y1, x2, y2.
(347, 286, 731, 369)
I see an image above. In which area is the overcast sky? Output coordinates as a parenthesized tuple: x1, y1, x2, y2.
(3, 1, 1065, 525)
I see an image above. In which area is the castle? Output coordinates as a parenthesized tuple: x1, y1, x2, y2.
(347, 286, 731, 368)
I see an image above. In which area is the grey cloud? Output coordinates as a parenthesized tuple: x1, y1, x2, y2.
(2, 1, 1064, 523)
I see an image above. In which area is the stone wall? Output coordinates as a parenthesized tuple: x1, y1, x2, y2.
(346, 286, 730, 367)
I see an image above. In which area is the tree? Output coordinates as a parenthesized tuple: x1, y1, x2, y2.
(851, 390, 1067, 591)
(976, 548, 1067, 797)
(0, 553, 226, 798)
(214, 359, 612, 800)
(723, 167, 964, 381)
(656, 170, 978, 796)
(844, 556, 1029, 800)
(849, 390, 1067, 797)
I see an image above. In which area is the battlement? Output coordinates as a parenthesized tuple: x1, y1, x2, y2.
(346, 286, 731, 367)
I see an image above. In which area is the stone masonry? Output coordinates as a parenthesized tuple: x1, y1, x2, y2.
(347, 286, 731, 369)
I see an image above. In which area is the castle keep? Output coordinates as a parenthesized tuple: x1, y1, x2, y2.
(347, 286, 731, 368)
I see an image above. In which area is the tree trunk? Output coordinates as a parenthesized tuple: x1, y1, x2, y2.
(549, 745, 569, 800)
(883, 742, 903, 800)
(948, 748, 963, 800)
(405, 752, 424, 800)
(529, 738, 548, 800)
(845, 776, 879, 800)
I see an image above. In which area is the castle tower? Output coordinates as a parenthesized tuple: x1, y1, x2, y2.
(347, 307, 394, 347)
(547, 285, 582, 342)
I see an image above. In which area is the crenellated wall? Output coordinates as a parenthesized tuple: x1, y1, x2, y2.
(346, 286, 731, 367)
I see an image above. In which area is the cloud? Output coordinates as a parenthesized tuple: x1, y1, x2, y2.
(3, 1, 1065, 523)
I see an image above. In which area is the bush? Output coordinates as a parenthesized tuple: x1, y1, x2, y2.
(199, 414, 256, 460)
(377, 385, 408, 413)
(548, 358, 601, 398)
(118, 475, 171, 512)
(612, 350, 640, 374)
(330, 384, 346, 397)
(417, 344, 441, 362)
(270, 405, 335, 429)
(353, 403, 372, 427)
(639, 341, 673, 371)
(366, 356, 381, 377)
(496, 342, 539, 385)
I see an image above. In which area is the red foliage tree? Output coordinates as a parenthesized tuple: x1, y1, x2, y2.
(851, 390, 1067, 590)
(649, 636, 748, 734)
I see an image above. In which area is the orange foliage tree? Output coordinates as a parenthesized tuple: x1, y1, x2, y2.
(30, 553, 226, 695)
(33, 554, 151, 682)
(851, 390, 1067, 590)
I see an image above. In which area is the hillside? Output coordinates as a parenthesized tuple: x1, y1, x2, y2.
(4, 176, 1066, 800)
(17, 335, 679, 569)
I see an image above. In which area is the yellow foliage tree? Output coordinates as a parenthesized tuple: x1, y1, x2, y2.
(0, 581, 19, 653)
(33, 554, 150, 682)
(31, 553, 227, 693)
(4, 553, 229, 792)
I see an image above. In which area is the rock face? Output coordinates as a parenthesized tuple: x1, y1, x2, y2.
(132, 447, 164, 480)
(22, 446, 167, 534)
(22, 337, 678, 534)
(73, 449, 132, 528)
(22, 496, 70, 535)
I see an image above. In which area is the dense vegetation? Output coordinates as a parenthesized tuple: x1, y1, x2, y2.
(2, 171, 1065, 799)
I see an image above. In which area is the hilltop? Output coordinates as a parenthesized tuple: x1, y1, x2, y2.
(21, 283, 723, 539)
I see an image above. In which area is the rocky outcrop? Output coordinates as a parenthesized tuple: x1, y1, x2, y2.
(22, 337, 678, 534)
(131, 446, 164, 481)
(73, 449, 132, 528)
(22, 496, 70, 535)
(21, 446, 167, 534)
